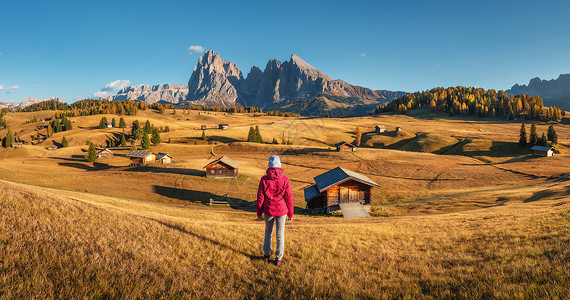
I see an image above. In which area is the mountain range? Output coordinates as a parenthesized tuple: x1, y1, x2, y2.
(103, 50, 406, 116)
(507, 74, 570, 110)
(0, 97, 63, 110)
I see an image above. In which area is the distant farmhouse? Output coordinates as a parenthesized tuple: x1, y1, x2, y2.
(127, 150, 156, 166)
(46, 145, 58, 151)
(335, 141, 357, 152)
(11, 142, 23, 148)
(106, 122, 113, 128)
(304, 167, 380, 214)
(204, 156, 239, 178)
(97, 148, 113, 159)
(218, 124, 229, 130)
(156, 153, 173, 164)
(375, 126, 386, 133)
(395, 127, 403, 132)
(201, 125, 207, 130)
(530, 145, 557, 157)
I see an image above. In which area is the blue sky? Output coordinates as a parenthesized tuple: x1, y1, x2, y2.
(1, 0, 570, 103)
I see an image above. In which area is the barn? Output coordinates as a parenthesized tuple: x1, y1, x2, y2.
(335, 141, 357, 152)
(127, 150, 156, 166)
(375, 126, 386, 133)
(204, 156, 239, 178)
(530, 145, 557, 157)
(97, 148, 114, 159)
(11, 142, 23, 148)
(219, 124, 229, 130)
(156, 153, 173, 164)
(396, 126, 403, 132)
(304, 167, 380, 213)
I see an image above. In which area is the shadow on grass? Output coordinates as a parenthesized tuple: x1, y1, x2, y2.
(524, 190, 559, 203)
(58, 161, 113, 171)
(127, 166, 205, 177)
(155, 220, 257, 259)
(154, 185, 216, 205)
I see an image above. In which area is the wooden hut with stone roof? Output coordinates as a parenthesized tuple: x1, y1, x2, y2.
(127, 150, 156, 166)
(204, 156, 240, 178)
(304, 167, 380, 213)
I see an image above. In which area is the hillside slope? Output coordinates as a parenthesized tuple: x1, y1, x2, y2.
(1, 179, 569, 298)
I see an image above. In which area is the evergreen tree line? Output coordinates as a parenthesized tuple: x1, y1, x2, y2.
(376, 86, 565, 121)
(247, 126, 263, 143)
(181, 104, 300, 117)
(519, 123, 558, 147)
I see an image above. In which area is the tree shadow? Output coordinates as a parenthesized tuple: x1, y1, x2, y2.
(127, 166, 205, 177)
(154, 185, 216, 205)
(58, 161, 112, 171)
(206, 135, 242, 143)
(524, 190, 558, 203)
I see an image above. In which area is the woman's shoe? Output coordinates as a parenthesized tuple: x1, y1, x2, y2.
(263, 255, 270, 263)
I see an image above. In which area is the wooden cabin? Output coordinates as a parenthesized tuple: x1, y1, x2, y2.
(127, 150, 156, 166)
(97, 148, 114, 159)
(375, 126, 386, 133)
(530, 145, 557, 157)
(204, 156, 239, 178)
(395, 127, 403, 132)
(106, 122, 113, 128)
(11, 142, 23, 148)
(335, 141, 357, 152)
(46, 145, 59, 151)
(304, 167, 380, 213)
(219, 124, 229, 130)
(201, 125, 207, 130)
(156, 153, 173, 164)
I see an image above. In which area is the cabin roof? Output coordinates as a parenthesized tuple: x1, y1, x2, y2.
(219, 123, 229, 126)
(334, 141, 356, 148)
(156, 153, 173, 160)
(530, 145, 555, 152)
(97, 148, 113, 154)
(303, 185, 320, 202)
(127, 150, 155, 158)
(204, 156, 240, 169)
(313, 167, 380, 193)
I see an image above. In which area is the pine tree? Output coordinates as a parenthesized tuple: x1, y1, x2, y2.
(47, 124, 53, 137)
(164, 125, 170, 132)
(247, 126, 255, 142)
(529, 122, 538, 147)
(355, 126, 362, 147)
(201, 130, 207, 141)
(144, 119, 152, 134)
(62, 136, 68, 147)
(119, 117, 126, 128)
(111, 118, 116, 128)
(121, 134, 127, 146)
(64, 119, 72, 131)
(130, 140, 137, 151)
(3, 129, 13, 148)
(172, 109, 176, 115)
(85, 142, 97, 162)
(255, 125, 263, 143)
(151, 128, 161, 145)
(539, 133, 548, 146)
(519, 123, 527, 146)
(131, 120, 140, 137)
(547, 125, 558, 144)
(99, 116, 108, 129)
(141, 133, 150, 149)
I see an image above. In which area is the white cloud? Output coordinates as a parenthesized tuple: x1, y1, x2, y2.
(188, 45, 205, 54)
(360, 53, 366, 58)
(91, 91, 112, 98)
(0, 84, 4, 91)
(6, 85, 19, 93)
(101, 79, 131, 91)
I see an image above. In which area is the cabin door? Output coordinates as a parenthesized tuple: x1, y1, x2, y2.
(349, 190, 359, 202)
(340, 187, 349, 203)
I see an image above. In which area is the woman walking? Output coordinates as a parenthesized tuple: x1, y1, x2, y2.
(257, 155, 293, 267)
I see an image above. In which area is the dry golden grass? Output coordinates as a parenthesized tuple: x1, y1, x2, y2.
(1, 179, 569, 298)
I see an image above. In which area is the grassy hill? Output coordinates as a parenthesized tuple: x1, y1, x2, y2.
(1, 108, 569, 297)
(1, 179, 569, 298)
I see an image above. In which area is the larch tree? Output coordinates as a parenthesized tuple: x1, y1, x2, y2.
(529, 122, 538, 147)
(519, 123, 527, 146)
(141, 133, 150, 149)
(119, 117, 126, 128)
(355, 126, 362, 147)
(547, 125, 558, 145)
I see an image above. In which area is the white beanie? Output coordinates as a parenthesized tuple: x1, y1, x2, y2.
(268, 155, 281, 168)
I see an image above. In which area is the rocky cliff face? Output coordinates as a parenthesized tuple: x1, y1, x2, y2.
(101, 50, 405, 115)
(186, 50, 244, 107)
(0, 97, 63, 109)
(507, 74, 570, 110)
(102, 84, 188, 104)
(182, 50, 405, 114)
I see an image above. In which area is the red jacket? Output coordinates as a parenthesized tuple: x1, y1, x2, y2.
(257, 168, 294, 218)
